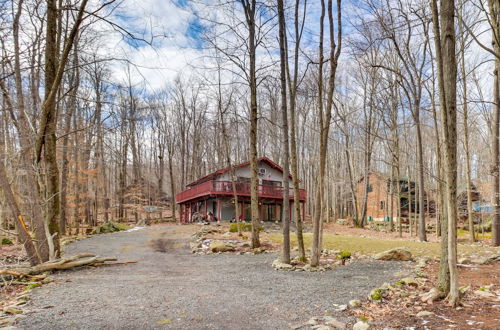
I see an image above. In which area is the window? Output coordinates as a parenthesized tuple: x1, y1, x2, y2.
(367, 184, 373, 193)
(380, 201, 385, 210)
(262, 180, 281, 187)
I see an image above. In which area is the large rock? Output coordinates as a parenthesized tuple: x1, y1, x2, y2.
(209, 240, 235, 253)
(272, 259, 294, 270)
(353, 321, 371, 330)
(474, 290, 495, 298)
(189, 242, 202, 251)
(416, 311, 434, 318)
(374, 248, 412, 261)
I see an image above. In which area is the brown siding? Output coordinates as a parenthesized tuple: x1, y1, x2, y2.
(356, 173, 396, 220)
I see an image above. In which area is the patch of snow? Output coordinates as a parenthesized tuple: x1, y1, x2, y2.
(125, 226, 146, 232)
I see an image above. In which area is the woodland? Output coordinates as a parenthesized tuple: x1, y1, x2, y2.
(0, 0, 499, 321)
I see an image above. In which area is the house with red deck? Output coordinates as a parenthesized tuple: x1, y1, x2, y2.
(176, 157, 306, 223)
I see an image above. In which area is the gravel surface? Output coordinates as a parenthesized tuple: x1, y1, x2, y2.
(16, 225, 410, 329)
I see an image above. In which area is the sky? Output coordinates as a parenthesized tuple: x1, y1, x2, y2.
(92, 0, 206, 91)
(87, 0, 494, 103)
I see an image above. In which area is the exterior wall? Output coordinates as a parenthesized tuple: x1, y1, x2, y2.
(217, 160, 292, 185)
(179, 159, 306, 223)
(356, 173, 396, 221)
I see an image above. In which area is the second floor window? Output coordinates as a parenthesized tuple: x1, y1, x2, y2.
(262, 180, 281, 186)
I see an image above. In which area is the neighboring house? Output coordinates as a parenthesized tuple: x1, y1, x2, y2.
(457, 183, 481, 220)
(176, 157, 306, 223)
(355, 172, 434, 222)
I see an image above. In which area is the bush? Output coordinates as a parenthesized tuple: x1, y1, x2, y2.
(338, 250, 351, 259)
(370, 288, 383, 300)
(1, 238, 13, 245)
(228, 223, 263, 233)
(92, 221, 131, 234)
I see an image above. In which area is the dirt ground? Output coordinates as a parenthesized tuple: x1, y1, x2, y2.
(2, 223, 499, 329)
(350, 260, 500, 329)
(7, 224, 409, 329)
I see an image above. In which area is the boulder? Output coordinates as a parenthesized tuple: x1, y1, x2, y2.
(474, 290, 495, 298)
(209, 240, 235, 253)
(400, 277, 419, 287)
(272, 259, 294, 270)
(352, 321, 371, 330)
(458, 257, 472, 264)
(190, 242, 202, 250)
(420, 288, 440, 303)
(311, 326, 331, 330)
(374, 248, 412, 261)
(416, 311, 434, 318)
(415, 257, 431, 268)
(326, 320, 346, 330)
(332, 304, 348, 312)
(252, 247, 266, 254)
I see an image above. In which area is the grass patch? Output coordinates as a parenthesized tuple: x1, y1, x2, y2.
(457, 228, 492, 240)
(267, 233, 493, 258)
(229, 223, 263, 233)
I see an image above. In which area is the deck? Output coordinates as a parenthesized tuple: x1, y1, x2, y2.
(176, 180, 306, 204)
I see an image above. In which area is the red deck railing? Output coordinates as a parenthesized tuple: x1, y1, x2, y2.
(176, 180, 306, 204)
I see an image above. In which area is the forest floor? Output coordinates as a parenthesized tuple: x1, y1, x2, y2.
(8, 223, 409, 329)
(1, 222, 499, 329)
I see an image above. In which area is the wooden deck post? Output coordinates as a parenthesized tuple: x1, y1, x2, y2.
(242, 201, 245, 220)
(302, 202, 305, 222)
(189, 203, 192, 222)
(204, 199, 207, 219)
(217, 198, 221, 222)
(275, 202, 278, 221)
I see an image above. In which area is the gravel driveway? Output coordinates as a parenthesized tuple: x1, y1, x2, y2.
(16, 225, 409, 329)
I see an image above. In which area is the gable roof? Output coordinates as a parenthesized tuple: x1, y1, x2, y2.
(186, 157, 291, 188)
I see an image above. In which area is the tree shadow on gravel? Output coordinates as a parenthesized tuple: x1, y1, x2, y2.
(149, 237, 188, 252)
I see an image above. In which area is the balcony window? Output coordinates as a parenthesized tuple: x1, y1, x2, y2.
(262, 180, 281, 186)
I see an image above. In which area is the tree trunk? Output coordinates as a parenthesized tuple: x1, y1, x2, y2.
(459, 12, 475, 242)
(278, 0, 291, 264)
(241, 0, 261, 249)
(490, 0, 500, 246)
(415, 113, 427, 241)
(311, 0, 341, 267)
(438, 0, 459, 306)
(287, 0, 307, 261)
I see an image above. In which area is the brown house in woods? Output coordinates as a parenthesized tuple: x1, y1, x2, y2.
(355, 172, 434, 222)
(175, 157, 306, 223)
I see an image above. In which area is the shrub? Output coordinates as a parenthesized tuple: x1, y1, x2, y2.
(1, 238, 13, 245)
(370, 288, 383, 300)
(92, 221, 131, 234)
(338, 250, 351, 259)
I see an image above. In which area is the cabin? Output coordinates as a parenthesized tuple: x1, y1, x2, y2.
(355, 172, 434, 222)
(176, 157, 307, 223)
